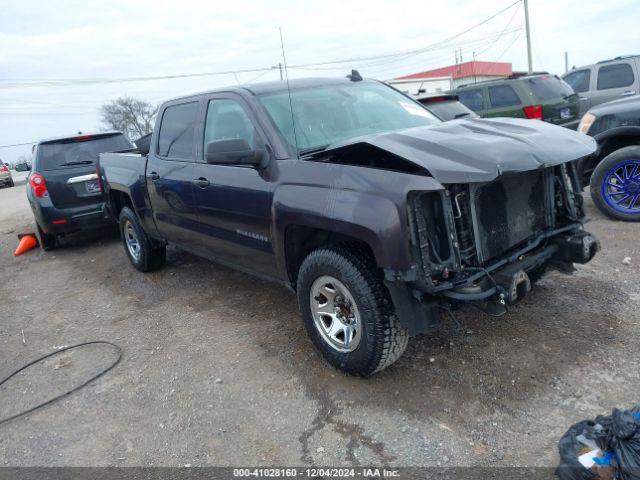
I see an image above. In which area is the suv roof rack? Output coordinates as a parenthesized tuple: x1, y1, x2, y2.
(455, 71, 550, 89)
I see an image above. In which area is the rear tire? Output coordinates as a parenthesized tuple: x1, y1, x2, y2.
(8, 179, 14, 187)
(296, 245, 408, 376)
(119, 207, 166, 272)
(590, 146, 640, 222)
(35, 223, 57, 251)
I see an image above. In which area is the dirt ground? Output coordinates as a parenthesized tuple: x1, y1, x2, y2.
(0, 172, 638, 469)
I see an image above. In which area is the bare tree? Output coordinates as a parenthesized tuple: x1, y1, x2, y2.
(100, 97, 157, 140)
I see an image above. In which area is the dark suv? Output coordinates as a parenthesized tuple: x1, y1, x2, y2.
(27, 131, 133, 249)
(453, 74, 580, 128)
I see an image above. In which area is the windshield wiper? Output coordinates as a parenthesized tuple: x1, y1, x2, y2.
(454, 112, 472, 119)
(299, 145, 330, 157)
(59, 160, 94, 166)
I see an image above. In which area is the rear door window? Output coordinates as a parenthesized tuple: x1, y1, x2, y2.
(527, 75, 574, 100)
(563, 69, 591, 93)
(488, 85, 521, 108)
(37, 134, 132, 171)
(157, 102, 199, 159)
(597, 63, 635, 90)
(457, 88, 485, 111)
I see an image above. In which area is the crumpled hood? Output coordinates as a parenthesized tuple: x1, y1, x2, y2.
(324, 117, 597, 184)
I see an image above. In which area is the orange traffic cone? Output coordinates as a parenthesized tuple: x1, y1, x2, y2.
(14, 234, 38, 257)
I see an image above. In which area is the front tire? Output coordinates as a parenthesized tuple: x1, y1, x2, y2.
(590, 146, 640, 222)
(8, 179, 14, 187)
(119, 207, 166, 272)
(297, 245, 408, 376)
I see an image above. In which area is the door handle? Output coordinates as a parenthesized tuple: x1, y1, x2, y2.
(146, 172, 160, 180)
(621, 90, 636, 97)
(192, 177, 210, 188)
(579, 96, 588, 101)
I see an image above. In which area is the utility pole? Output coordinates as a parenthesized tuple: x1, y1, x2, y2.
(564, 51, 569, 73)
(278, 63, 283, 81)
(523, 0, 533, 74)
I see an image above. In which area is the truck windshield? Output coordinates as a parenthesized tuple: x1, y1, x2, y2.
(37, 134, 132, 171)
(259, 82, 441, 153)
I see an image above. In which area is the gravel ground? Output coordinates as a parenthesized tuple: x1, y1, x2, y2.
(0, 174, 638, 469)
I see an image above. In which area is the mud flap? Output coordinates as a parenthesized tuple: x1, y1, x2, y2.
(384, 281, 440, 335)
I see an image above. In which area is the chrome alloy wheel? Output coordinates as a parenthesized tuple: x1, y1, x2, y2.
(309, 276, 362, 353)
(124, 220, 141, 262)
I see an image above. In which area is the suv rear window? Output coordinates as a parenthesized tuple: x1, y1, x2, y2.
(37, 134, 132, 171)
(527, 76, 574, 101)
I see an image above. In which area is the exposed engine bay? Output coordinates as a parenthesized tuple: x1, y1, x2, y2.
(408, 161, 598, 314)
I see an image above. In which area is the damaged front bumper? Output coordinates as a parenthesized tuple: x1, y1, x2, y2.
(384, 163, 599, 335)
(385, 227, 599, 335)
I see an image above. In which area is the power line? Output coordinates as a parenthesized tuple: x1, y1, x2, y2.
(0, 0, 522, 90)
(473, 2, 522, 58)
(291, 26, 522, 76)
(0, 66, 279, 89)
(0, 27, 524, 118)
(0, 141, 38, 148)
(288, 0, 522, 69)
(496, 30, 523, 61)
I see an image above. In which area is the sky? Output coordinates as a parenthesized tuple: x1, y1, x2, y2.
(1, 0, 638, 164)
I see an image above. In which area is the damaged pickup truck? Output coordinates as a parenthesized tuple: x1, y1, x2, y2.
(99, 76, 599, 376)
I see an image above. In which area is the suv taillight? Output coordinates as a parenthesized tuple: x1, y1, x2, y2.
(523, 104, 544, 120)
(0, 165, 8, 172)
(29, 173, 48, 198)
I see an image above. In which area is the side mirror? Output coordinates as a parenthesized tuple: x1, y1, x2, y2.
(205, 139, 267, 168)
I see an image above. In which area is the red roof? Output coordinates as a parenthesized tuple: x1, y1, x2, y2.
(396, 61, 512, 80)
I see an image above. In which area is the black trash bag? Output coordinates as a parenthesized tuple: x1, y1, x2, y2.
(606, 408, 640, 480)
(556, 405, 640, 480)
(556, 419, 599, 480)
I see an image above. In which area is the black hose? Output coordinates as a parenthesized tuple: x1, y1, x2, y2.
(0, 341, 122, 426)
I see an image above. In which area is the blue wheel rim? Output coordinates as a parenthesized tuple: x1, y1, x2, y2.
(601, 159, 640, 215)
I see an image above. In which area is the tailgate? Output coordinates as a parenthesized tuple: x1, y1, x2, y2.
(542, 96, 580, 125)
(44, 165, 102, 209)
